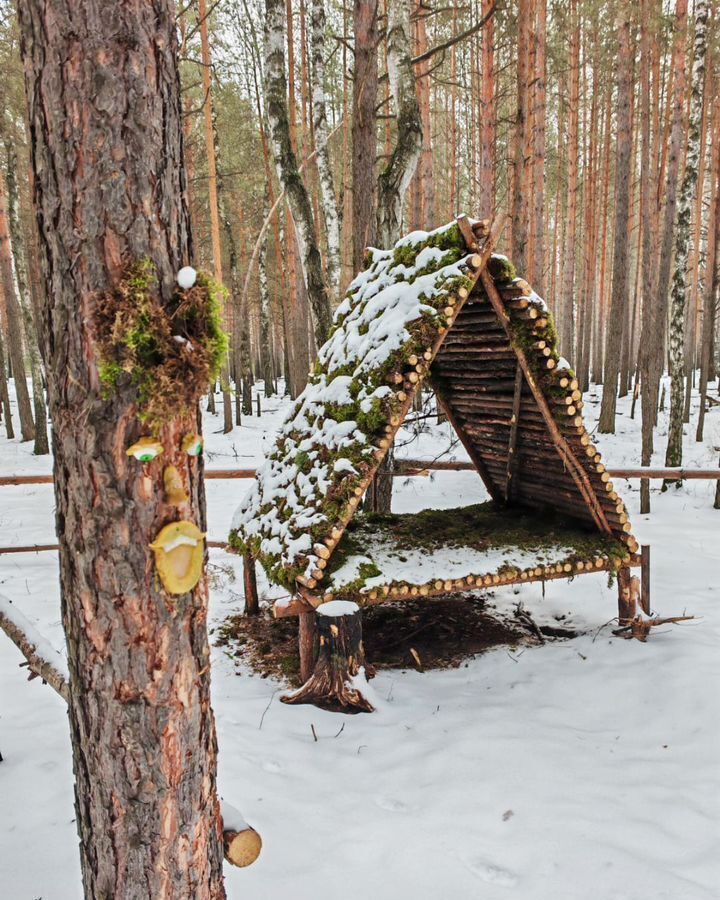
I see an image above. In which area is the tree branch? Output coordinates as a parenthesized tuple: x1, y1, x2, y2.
(411, 3, 496, 66)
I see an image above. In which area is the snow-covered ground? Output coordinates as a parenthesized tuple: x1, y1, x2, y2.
(1, 377, 719, 899)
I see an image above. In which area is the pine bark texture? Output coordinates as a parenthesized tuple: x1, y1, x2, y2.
(375, 0, 423, 249)
(478, 0, 495, 217)
(511, 0, 531, 276)
(598, 9, 634, 433)
(665, 0, 709, 469)
(17, 2, 226, 897)
(310, 0, 341, 299)
(264, 0, 333, 346)
(559, 0, 579, 359)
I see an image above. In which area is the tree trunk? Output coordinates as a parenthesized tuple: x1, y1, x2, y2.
(0, 325, 14, 438)
(653, 0, 688, 416)
(352, 0, 379, 270)
(199, 0, 233, 434)
(4, 139, 49, 454)
(265, 0, 333, 346)
(530, 0, 546, 294)
(696, 96, 720, 443)
(259, 190, 275, 397)
(665, 0, 709, 472)
(599, 8, 635, 433)
(560, 0, 579, 358)
(511, 0, 532, 275)
(0, 170, 34, 442)
(282, 601, 374, 712)
(17, 2, 226, 896)
(375, 0, 423, 249)
(478, 0, 496, 218)
(638, 0, 660, 513)
(414, 0, 435, 228)
(310, 0, 341, 299)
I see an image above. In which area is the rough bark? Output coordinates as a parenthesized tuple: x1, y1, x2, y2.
(599, 8, 635, 433)
(665, 0, 709, 471)
(17, 2, 226, 896)
(414, 1, 435, 228)
(375, 0, 423, 249)
(258, 190, 275, 397)
(310, 0, 341, 298)
(282, 601, 374, 712)
(352, 0, 379, 270)
(4, 139, 49, 454)
(0, 169, 34, 441)
(265, 0, 333, 346)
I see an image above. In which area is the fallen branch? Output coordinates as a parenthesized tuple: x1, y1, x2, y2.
(0, 594, 260, 866)
(612, 615, 696, 642)
(0, 594, 69, 701)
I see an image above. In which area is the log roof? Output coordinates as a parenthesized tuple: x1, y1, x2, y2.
(230, 215, 638, 596)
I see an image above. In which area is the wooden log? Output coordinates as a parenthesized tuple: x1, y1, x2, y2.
(617, 567, 639, 626)
(282, 601, 374, 712)
(221, 801, 263, 867)
(0, 595, 69, 700)
(243, 553, 259, 616)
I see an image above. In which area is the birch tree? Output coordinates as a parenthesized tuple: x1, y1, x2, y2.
(310, 0, 341, 298)
(264, 0, 333, 345)
(665, 0, 709, 471)
(375, 0, 423, 248)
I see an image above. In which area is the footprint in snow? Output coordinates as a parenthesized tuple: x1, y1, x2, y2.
(463, 858, 517, 887)
(261, 760, 282, 773)
(374, 796, 410, 813)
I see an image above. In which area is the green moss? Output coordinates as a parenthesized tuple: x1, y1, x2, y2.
(393, 244, 418, 267)
(487, 255, 517, 283)
(92, 259, 229, 426)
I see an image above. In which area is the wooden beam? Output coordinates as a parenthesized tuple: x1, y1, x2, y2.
(505, 362, 524, 502)
(273, 554, 643, 618)
(641, 544, 651, 615)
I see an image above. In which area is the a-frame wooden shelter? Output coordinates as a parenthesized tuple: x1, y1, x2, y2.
(231, 215, 646, 680)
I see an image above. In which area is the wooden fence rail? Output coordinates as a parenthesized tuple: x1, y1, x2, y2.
(1, 462, 717, 556)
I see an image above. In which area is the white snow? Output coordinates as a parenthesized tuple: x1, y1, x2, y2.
(317, 599, 359, 617)
(177, 265, 197, 289)
(1, 375, 719, 899)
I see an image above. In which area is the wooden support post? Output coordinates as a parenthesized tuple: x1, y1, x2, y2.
(617, 567, 637, 626)
(640, 545, 651, 614)
(505, 362, 524, 502)
(298, 609, 317, 683)
(243, 553, 259, 616)
(284, 601, 374, 712)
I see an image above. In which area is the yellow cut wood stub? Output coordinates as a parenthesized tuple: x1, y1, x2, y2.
(149, 521, 205, 595)
(224, 828, 263, 868)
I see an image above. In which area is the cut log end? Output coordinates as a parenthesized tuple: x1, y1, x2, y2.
(223, 827, 262, 868)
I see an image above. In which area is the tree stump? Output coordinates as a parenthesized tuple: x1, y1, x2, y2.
(283, 601, 375, 712)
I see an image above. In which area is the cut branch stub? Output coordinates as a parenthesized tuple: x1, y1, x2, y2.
(281, 600, 375, 712)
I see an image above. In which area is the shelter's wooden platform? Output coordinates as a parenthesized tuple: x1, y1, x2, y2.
(273, 503, 640, 618)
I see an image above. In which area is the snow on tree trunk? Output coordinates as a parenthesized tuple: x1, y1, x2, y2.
(375, 0, 423, 250)
(310, 0, 341, 299)
(264, 0, 333, 346)
(665, 0, 709, 472)
(16, 1, 226, 895)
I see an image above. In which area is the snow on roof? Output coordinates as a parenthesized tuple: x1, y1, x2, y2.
(230, 221, 476, 589)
